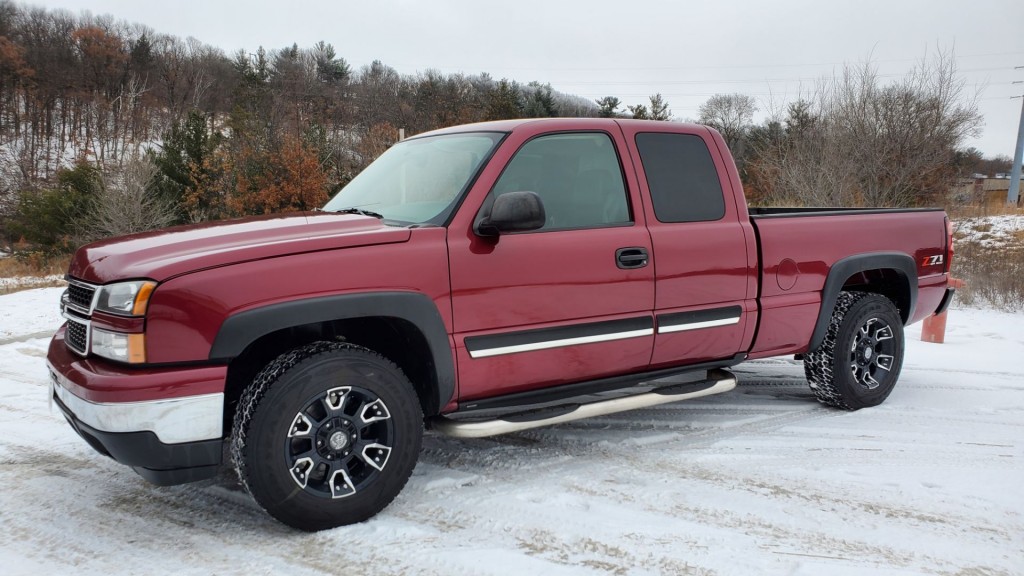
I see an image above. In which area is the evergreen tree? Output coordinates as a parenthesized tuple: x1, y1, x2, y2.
(628, 104, 649, 119)
(10, 163, 100, 249)
(524, 83, 557, 118)
(149, 111, 224, 222)
(648, 93, 671, 121)
(486, 79, 523, 120)
(596, 96, 621, 118)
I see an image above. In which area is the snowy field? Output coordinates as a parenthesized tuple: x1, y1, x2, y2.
(954, 214, 1024, 247)
(0, 287, 1021, 576)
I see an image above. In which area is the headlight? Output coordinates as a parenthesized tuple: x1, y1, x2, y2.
(95, 281, 156, 316)
(92, 327, 146, 363)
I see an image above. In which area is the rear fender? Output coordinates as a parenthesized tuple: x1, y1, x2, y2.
(808, 252, 917, 351)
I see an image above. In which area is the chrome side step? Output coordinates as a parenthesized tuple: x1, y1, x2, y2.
(430, 371, 737, 439)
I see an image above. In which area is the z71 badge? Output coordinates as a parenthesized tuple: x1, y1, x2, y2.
(923, 255, 944, 266)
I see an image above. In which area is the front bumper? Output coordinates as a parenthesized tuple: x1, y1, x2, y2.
(47, 327, 227, 485)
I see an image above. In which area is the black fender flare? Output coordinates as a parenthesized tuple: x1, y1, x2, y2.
(808, 252, 918, 352)
(209, 292, 455, 414)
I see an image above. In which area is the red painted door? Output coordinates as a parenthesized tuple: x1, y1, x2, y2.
(619, 124, 758, 369)
(448, 127, 655, 402)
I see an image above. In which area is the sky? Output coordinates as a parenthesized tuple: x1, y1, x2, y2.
(26, 0, 1024, 158)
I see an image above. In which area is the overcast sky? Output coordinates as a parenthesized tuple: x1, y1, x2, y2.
(28, 0, 1024, 157)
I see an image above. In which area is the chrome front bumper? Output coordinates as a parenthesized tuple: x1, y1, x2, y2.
(49, 369, 224, 445)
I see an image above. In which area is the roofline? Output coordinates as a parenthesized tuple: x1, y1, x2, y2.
(413, 118, 709, 139)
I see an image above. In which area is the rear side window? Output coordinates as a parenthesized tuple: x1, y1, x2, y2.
(491, 132, 631, 231)
(635, 132, 725, 223)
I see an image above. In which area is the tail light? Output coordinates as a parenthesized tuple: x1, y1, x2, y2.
(944, 217, 954, 274)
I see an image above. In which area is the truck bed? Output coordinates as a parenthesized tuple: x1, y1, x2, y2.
(747, 207, 949, 359)
(748, 207, 945, 218)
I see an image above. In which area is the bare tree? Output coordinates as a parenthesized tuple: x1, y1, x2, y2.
(751, 50, 982, 207)
(698, 93, 757, 154)
(82, 155, 175, 239)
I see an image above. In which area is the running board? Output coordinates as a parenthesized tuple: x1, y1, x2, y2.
(429, 372, 737, 439)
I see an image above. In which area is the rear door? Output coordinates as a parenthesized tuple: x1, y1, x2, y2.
(447, 125, 655, 402)
(619, 124, 757, 368)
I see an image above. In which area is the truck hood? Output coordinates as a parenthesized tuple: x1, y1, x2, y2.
(68, 212, 411, 283)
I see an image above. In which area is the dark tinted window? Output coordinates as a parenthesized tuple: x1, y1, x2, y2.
(635, 133, 725, 223)
(492, 132, 631, 231)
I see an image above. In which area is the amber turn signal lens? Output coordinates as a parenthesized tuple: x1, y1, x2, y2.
(132, 282, 157, 316)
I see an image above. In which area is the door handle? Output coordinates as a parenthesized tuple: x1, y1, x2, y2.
(616, 247, 649, 269)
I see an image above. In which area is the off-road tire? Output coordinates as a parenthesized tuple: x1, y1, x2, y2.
(804, 292, 905, 410)
(231, 341, 423, 531)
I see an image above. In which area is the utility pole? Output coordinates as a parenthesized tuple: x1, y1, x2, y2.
(1008, 68, 1024, 206)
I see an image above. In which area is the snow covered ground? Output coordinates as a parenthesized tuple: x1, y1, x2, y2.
(0, 287, 1021, 576)
(954, 214, 1024, 248)
(0, 274, 64, 292)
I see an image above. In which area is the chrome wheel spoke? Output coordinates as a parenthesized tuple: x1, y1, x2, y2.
(360, 443, 392, 472)
(360, 398, 391, 424)
(874, 324, 894, 341)
(329, 468, 356, 499)
(875, 354, 894, 371)
(862, 371, 880, 390)
(289, 457, 315, 489)
(325, 386, 352, 411)
(288, 413, 313, 437)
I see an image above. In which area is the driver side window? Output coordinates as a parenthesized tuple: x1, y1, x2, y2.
(491, 132, 631, 231)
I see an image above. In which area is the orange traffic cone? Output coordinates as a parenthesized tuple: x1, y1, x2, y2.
(921, 278, 964, 344)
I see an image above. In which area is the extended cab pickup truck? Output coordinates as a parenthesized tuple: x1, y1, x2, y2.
(46, 118, 955, 531)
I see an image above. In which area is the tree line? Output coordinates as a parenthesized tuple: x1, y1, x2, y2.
(0, 2, 608, 252)
(0, 1, 1005, 255)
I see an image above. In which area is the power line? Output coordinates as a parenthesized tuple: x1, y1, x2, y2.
(546, 66, 1010, 87)
(389, 51, 1024, 74)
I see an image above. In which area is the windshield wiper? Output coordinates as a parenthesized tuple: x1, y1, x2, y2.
(331, 207, 385, 219)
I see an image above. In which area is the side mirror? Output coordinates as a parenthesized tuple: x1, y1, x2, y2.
(476, 191, 546, 236)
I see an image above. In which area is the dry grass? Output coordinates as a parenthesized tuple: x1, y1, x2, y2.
(952, 241, 1024, 311)
(0, 252, 69, 295)
(0, 254, 68, 277)
(947, 203, 1024, 220)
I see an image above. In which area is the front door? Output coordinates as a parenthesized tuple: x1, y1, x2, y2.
(448, 128, 655, 402)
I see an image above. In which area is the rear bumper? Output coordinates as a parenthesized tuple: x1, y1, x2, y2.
(46, 327, 226, 485)
(934, 287, 956, 315)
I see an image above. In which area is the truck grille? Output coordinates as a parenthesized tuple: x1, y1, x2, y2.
(67, 281, 96, 313)
(65, 318, 89, 355)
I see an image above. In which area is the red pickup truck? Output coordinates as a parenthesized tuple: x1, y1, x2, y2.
(46, 118, 954, 530)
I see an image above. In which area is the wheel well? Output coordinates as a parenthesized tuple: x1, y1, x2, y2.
(841, 268, 911, 323)
(222, 317, 440, 433)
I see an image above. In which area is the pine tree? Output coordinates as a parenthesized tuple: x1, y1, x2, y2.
(524, 83, 557, 118)
(628, 104, 649, 119)
(596, 96, 621, 118)
(486, 79, 523, 120)
(649, 93, 671, 121)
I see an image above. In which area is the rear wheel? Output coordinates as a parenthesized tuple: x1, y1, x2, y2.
(804, 292, 905, 410)
(231, 342, 423, 531)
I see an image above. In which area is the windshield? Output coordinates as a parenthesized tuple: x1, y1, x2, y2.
(324, 132, 504, 225)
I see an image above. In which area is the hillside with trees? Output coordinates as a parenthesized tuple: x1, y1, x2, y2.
(0, 2, 604, 252)
(0, 1, 1001, 257)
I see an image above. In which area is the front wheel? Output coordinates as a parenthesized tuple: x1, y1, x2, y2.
(231, 342, 423, 531)
(804, 292, 905, 410)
